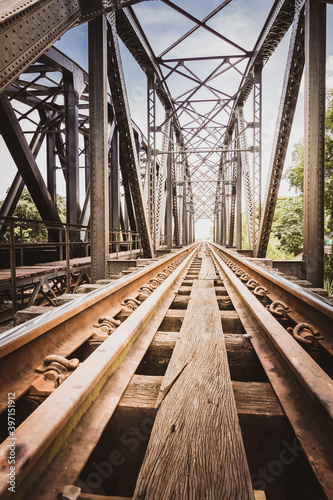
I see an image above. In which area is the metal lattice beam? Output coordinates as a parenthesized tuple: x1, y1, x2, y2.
(256, 6, 305, 258)
(106, 12, 153, 258)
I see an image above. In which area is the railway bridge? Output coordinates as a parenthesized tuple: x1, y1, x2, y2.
(0, 1, 333, 499)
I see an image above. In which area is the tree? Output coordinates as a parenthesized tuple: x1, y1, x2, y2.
(284, 89, 333, 233)
(271, 196, 303, 255)
(0, 189, 66, 242)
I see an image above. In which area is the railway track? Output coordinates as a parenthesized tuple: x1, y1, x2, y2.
(0, 243, 332, 499)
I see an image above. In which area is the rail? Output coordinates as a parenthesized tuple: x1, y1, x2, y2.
(208, 242, 333, 498)
(0, 242, 332, 499)
(0, 242, 197, 499)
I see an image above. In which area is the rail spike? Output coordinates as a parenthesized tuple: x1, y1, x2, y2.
(266, 300, 290, 318)
(253, 286, 269, 298)
(93, 315, 121, 335)
(246, 279, 259, 290)
(121, 297, 141, 313)
(287, 323, 323, 350)
(41, 355, 79, 388)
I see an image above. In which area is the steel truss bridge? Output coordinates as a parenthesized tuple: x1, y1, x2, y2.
(0, 0, 331, 287)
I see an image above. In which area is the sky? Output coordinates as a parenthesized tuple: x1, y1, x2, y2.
(1, 0, 333, 238)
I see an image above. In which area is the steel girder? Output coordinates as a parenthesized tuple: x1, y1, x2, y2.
(115, 7, 176, 117)
(0, 1, 150, 94)
(303, 0, 326, 287)
(155, 110, 171, 248)
(252, 64, 262, 248)
(237, 106, 254, 249)
(0, 92, 61, 227)
(256, 7, 305, 258)
(236, 0, 296, 108)
(106, 12, 154, 258)
(88, 15, 109, 282)
(147, 76, 156, 249)
(219, 0, 296, 250)
(228, 145, 237, 247)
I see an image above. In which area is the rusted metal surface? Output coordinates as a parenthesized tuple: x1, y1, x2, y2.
(209, 243, 333, 499)
(0, 245, 196, 414)
(210, 243, 333, 356)
(0, 245, 198, 500)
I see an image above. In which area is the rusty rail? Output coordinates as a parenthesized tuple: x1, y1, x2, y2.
(208, 242, 333, 499)
(0, 243, 198, 499)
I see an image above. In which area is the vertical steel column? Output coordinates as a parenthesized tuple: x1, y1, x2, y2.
(64, 73, 80, 227)
(46, 132, 56, 203)
(110, 129, 120, 251)
(238, 106, 254, 249)
(229, 139, 237, 247)
(183, 168, 188, 245)
(84, 135, 90, 192)
(304, 0, 326, 287)
(147, 75, 156, 250)
(221, 152, 227, 246)
(253, 63, 262, 248)
(166, 133, 173, 249)
(88, 15, 109, 282)
(156, 110, 171, 248)
(236, 125, 242, 249)
(172, 142, 180, 246)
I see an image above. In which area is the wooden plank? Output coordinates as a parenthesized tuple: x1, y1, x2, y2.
(137, 332, 266, 380)
(198, 249, 216, 279)
(119, 375, 284, 417)
(133, 279, 254, 499)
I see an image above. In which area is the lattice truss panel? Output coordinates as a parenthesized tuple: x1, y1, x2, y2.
(0, 0, 313, 255)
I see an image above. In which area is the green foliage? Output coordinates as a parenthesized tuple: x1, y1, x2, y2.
(284, 140, 304, 194)
(266, 233, 293, 260)
(270, 196, 303, 256)
(0, 189, 66, 242)
(284, 89, 333, 233)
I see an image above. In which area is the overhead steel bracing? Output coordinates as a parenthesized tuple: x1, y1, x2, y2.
(0, 0, 330, 285)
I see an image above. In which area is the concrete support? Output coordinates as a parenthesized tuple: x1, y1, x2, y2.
(88, 15, 109, 282)
(303, 0, 326, 287)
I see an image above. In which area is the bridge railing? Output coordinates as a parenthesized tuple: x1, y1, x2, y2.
(0, 216, 141, 316)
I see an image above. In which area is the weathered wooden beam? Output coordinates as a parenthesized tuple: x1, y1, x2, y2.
(119, 375, 283, 417)
(133, 279, 254, 499)
(137, 332, 266, 380)
(159, 309, 244, 333)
